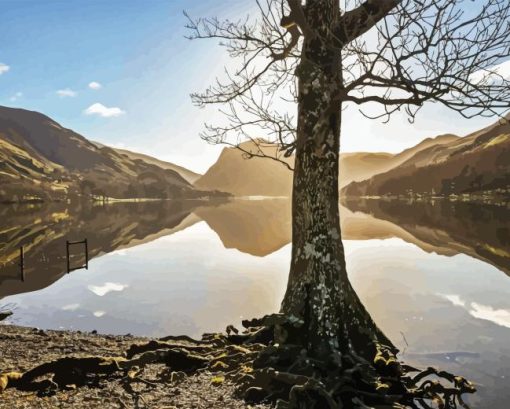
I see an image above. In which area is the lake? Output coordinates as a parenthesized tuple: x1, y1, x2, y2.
(0, 198, 509, 408)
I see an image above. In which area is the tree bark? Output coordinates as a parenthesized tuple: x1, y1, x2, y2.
(281, 0, 394, 361)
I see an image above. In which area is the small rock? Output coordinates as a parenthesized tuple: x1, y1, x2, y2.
(226, 325, 239, 335)
(211, 361, 229, 370)
(245, 387, 267, 403)
(210, 375, 225, 386)
(0, 311, 13, 321)
(171, 371, 186, 383)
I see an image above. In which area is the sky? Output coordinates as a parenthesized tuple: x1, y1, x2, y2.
(0, 0, 506, 174)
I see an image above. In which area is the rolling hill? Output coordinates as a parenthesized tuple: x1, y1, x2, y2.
(194, 135, 460, 196)
(4, 103, 505, 202)
(112, 147, 201, 184)
(340, 134, 459, 187)
(194, 141, 294, 197)
(0, 106, 208, 203)
(342, 116, 510, 197)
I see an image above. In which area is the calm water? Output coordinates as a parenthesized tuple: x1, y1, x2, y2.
(0, 198, 509, 408)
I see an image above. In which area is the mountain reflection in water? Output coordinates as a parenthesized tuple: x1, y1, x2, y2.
(342, 198, 510, 276)
(1, 198, 509, 408)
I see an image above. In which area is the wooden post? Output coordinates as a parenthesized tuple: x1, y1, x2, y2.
(66, 240, 70, 274)
(19, 246, 24, 282)
(66, 239, 88, 273)
(84, 238, 89, 270)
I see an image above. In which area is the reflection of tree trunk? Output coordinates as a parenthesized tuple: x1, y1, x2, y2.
(281, 13, 393, 360)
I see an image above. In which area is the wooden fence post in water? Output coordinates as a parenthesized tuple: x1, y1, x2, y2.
(19, 246, 24, 282)
(66, 240, 70, 274)
(66, 239, 89, 273)
(85, 239, 89, 270)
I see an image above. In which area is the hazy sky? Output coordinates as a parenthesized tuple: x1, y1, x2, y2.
(0, 0, 505, 173)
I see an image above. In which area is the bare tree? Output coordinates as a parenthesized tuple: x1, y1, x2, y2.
(189, 1, 510, 407)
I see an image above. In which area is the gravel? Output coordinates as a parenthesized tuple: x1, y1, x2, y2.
(0, 324, 270, 409)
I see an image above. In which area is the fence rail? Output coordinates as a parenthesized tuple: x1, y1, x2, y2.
(19, 246, 24, 282)
(2, 239, 90, 280)
(66, 239, 89, 273)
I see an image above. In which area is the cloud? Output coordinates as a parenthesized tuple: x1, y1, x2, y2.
(88, 282, 128, 297)
(440, 294, 466, 307)
(84, 103, 125, 118)
(9, 92, 22, 102)
(439, 293, 510, 329)
(56, 88, 77, 98)
(62, 303, 80, 311)
(88, 81, 102, 90)
(471, 59, 510, 83)
(108, 249, 128, 256)
(0, 63, 9, 75)
(470, 302, 510, 329)
(488, 59, 510, 78)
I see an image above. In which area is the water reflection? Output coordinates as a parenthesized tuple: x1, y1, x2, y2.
(2, 199, 508, 293)
(0, 200, 219, 298)
(196, 198, 292, 257)
(0, 198, 509, 408)
(344, 238, 510, 409)
(343, 198, 510, 275)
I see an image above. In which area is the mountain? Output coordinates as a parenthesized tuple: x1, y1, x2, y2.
(343, 116, 510, 197)
(194, 135, 459, 196)
(0, 106, 209, 203)
(194, 141, 294, 197)
(340, 134, 459, 187)
(112, 147, 201, 184)
(339, 152, 394, 187)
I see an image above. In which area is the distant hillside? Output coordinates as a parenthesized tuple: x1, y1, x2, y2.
(194, 135, 459, 196)
(339, 152, 394, 187)
(343, 116, 510, 197)
(113, 148, 201, 184)
(194, 141, 294, 197)
(341, 134, 459, 186)
(0, 106, 209, 203)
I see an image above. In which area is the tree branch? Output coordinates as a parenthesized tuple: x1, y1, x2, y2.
(335, 0, 402, 44)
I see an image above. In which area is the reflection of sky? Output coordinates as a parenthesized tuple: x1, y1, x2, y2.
(441, 295, 510, 329)
(2, 220, 510, 407)
(88, 282, 129, 297)
(344, 238, 510, 409)
(345, 239, 510, 346)
(3, 221, 290, 337)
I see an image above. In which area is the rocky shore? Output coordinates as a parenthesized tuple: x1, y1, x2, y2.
(0, 324, 269, 409)
(0, 315, 475, 409)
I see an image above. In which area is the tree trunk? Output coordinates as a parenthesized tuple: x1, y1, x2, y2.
(280, 1, 394, 361)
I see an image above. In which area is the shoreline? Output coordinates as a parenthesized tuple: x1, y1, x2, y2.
(0, 323, 267, 408)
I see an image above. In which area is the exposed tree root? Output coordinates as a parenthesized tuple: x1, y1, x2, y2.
(0, 311, 13, 322)
(0, 315, 476, 409)
(234, 314, 476, 409)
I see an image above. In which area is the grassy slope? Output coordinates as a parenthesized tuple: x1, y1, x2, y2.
(0, 106, 202, 202)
